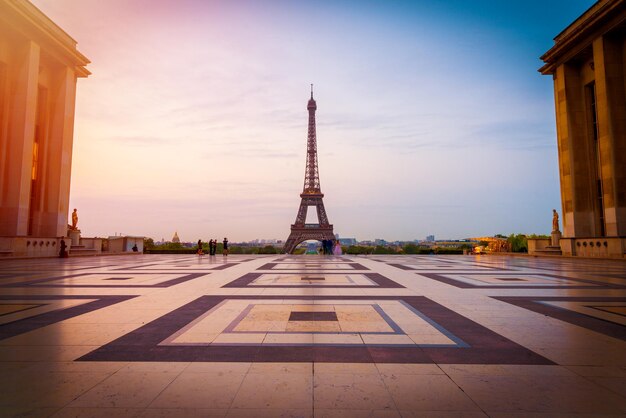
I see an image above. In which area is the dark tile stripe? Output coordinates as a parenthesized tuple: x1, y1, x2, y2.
(493, 296, 626, 341)
(256, 263, 369, 271)
(222, 272, 404, 289)
(0, 272, 208, 288)
(418, 272, 624, 289)
(78, 295, 553, 365)
(289, 312, 338, 321)
(0, 295, 136, 340)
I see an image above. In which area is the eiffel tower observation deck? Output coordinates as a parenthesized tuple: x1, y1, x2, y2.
(283, 86, 335, 254)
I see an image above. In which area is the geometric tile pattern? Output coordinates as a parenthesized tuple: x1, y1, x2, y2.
(223, 272, 404, 288)
(418, 272, 622, 289)
(493, 296, 626, 341)
(79, 295, 552, 364)
(257, 262, 370, 271)
(0, 257, 242, 288)
(1, 253, 625, 416)
(0, 295, 136, 340)
(1, 272, 208, 288)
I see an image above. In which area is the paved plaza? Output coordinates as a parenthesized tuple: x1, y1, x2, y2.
(0, 254, 625, 417)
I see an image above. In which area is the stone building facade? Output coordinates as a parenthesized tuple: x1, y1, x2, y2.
(0, 0, 90, 257)
(539, 0, 626, 257)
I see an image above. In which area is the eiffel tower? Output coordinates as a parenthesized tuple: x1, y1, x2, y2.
(283, 86, 334, 254)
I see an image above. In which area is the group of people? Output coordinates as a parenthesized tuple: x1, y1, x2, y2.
(197, 238, 228, 256)
(320, 239, 342, 255)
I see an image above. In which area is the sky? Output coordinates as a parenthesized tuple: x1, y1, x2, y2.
(32, 0, 596, 242)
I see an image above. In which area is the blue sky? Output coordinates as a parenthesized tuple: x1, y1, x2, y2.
(33, 0, 595, 242)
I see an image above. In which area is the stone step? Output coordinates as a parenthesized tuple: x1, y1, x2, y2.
(535, 248, 562, 256)
(69, 248, 98, 256)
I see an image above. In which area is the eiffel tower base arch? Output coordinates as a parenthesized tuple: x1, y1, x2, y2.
(283, 226, 335, 254)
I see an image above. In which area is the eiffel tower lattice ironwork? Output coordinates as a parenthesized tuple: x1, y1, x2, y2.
(283, 86, 334, 254)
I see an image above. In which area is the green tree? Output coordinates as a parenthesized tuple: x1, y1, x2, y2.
(144, 238, 155, 250)
(373, 245, 392, 254)
(345, 245, 372, 255)
(507, 234, 528, 252)
(258, 245, 278, 254)
(403, 243, 420, 254)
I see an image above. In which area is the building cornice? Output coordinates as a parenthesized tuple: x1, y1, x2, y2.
(539, 0, 625, 75)
(0, 0, 90, 77)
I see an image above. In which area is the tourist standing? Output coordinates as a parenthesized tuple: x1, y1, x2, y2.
(333, 240, 342, 255)
(197, 239, 203, 255)
(223, 237, 229, 256)
(59, 238, 68, 258)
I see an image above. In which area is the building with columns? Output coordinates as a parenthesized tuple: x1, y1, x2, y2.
(538, 0, 626, 258)
(0, 0, 90, 257)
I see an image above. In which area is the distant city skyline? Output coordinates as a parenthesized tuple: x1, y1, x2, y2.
(32, 0, 595, 242)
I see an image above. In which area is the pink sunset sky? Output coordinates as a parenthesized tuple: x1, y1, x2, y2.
(31, 0, 593, 243)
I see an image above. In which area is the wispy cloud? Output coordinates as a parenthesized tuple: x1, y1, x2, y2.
(33, 0, 577, 241)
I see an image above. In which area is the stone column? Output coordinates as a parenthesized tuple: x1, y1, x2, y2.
(593, 35, 626, 236)
(39, 66, 78, 237)
(554, 63, 595, 237)
(0, 41, 40, 236)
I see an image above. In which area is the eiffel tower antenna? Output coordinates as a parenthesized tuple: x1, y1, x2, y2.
(283, 87, 334, 254)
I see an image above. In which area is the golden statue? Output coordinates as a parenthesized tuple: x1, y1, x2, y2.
(552, 209, 559, 232)
(71, 208, 78, 230)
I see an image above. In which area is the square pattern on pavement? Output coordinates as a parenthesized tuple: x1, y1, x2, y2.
(1, 254, 625, 417)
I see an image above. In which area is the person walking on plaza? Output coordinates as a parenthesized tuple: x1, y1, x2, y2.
(197, 239, 203, 256)
(223, 237, 229, 256)
(333, 240, 342, 256)
(208, 239, 214, 256)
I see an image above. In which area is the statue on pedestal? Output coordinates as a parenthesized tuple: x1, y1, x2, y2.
(71, 208, 79, 230)
(552, 209, 560, 232)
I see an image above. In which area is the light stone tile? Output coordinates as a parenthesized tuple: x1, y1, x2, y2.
(0, 371, 112, 408)
(0, 407, 60, 418)
(230, 372, 312, 409)
(314, 363, 379, 375)
(315, 409, 401, 417)
(285, 321, 341, 332)
(248, 362, 312, 374)
(212, 333, 267, 344)
(449, 374, 626, 414)
(263, 333, 314, 345)
(184, 362, 252, 375)
(225, 409, 312, 418)
(312, 333, 363, 345)
(382, 374, 480, 411)
(137, 408, 228, 417)
(339, 321, 394, 333)
(69, 371, 182, 408)
(149, 371, 246, 409)
(398, 410, 489, 417)
(51, 407, 142, 418)
(360, 334, 415, 345)
(376, 364, 444, 377)
(314, 373, 394, 410)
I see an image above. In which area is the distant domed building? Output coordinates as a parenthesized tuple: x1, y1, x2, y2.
(172, 232, 180, 243)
